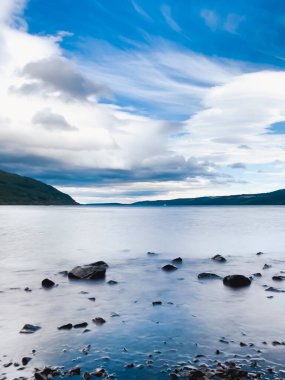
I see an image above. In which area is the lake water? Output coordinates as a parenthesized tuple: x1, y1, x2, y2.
(0, 206, 285, 379)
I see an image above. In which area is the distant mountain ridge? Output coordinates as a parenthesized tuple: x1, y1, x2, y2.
(88, 189, 285, 206)
(0, 170, 77, 205)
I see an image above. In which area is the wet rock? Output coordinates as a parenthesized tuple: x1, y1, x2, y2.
(3, 362, 12, 368)
(22, 357, 32, 366)
(67, 366, 80, 376)
(263, 264, 272, 269)
(252, 272, 262, 278)
(24, 287, 32, 292)
(73, 322, 88, 329)
(223, 275, 251, 288)
(212, 254, 226, 263)
(57, 323, 73, 330)
(265, 286, 285, 293)
(90, 368, 106, 377)
(162, 264, 177, 272)
(125, 363, 135, 368)
(272, 275, 285, 281)
(147, 251, 158, 256)
(59, 270, 68, 276)
(80, 345, 91, 355)
(93, 317, 106, 325)
(88, 297, 96, 302)
(172, 257, 183, 264)
(107, 280, 118, 285)
(41, 279, 55, 289)
(20, 324, 41, 334)
(256, 251, 264, 255)
(198, 272, 221, 280)
(68, 261, 108, 280)
(110, 312, 120, 317)
(240, 342, 247, 347)
(152, 301, 162, 306)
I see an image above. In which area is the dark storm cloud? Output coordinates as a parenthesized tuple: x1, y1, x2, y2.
(13, 57, 112, 101)
(0, 150, 227, 187)
(32, 108, 77, 131)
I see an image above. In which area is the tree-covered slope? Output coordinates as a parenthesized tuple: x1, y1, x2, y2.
(0, 170, 77, 205)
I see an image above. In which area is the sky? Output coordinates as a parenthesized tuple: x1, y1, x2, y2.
(1, 0, 285, 203)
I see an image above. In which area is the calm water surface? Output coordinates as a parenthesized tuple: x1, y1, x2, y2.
(0, 206, 284, 379)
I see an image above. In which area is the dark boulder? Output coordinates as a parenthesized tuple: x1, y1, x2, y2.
(58, 323, 73, 330)
(212, 254, 226, 263)
(162, 264, 177, 272)
(198, 272, 221, 280)
(68, 261, 108, 280)
(41, 278, 55, 289)
(223, 275, 251, 288)
(22, 357, 32, 366)
(74, 322, 88, 328)
(172, 257, 183, 264)
(93, 317, 106, 325)
(20, 324, 41, 334)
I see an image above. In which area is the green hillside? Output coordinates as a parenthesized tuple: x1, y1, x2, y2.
(0, 170, 77, 205)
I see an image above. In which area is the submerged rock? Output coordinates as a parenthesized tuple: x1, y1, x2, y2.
(263, 264, 272, 270)
(57, 323, 73, 330)
(272, 275, 285, 281)
(172, 257, 183, 264)
(152, 301, 162, 306)
(107, 280, 118, 285)
(256, 251, 264, 256)
(93, 317, 106, 325)
(20, 324, 41, 334)
(223, 275, 251, 288)
(198, 272, 221, 280)
(41, 278, 55, 289)
(73, 322, 88, 328)
(212, 254, 226, 263)
(162, 264, 177, 272)
(265, 286, 285, 293)
(68, 261, 108, 280)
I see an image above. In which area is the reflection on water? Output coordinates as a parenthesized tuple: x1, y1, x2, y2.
(0, 206, 284, 379)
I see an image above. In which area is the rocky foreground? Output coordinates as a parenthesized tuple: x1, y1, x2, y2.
(1, 252, 285, 380)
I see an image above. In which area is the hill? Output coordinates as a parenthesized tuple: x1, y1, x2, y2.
(0, 170, 77, 205)
(88, 189, 285, 206)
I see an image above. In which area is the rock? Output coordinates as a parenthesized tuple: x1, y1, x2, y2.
(57, 323, 73, 330)
(147, 252, 158, 255)
(162, 264, 177, 272)
(73, 322, 88, 328)
(223, 275, 251, 288)
(80, 345, 91, 355)
(172, 257, 183, 264)
(22, 357, 32, 366)
(90, 368, 106, 377)
(263, 264, 272, 269)
(107, 280, 118, 285)
(125, 363, 135, 368)
(93, 317, 106, 325)
(152, 301, 162, 306)
(20, 324, 41, 334)
(265, 286, 285, 293)
(110, 312, 120, 317)
(272, 275, 285, 281)
(41, 279, 55, 289)
(24, 287, 32, 292)
(212, 254, 226, 263)
(68, 261, 108, 280)
(88, 297, 96, 302)
(252, 273, 262, 278)
(198, 272, 221, 280)
(59, 270, 68, 276)
(240, 342, 247, 347)
(68, 366, 80, 376)
(256, 251, 264, 255)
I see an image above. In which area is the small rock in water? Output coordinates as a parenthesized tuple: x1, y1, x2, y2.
(21, 357, 32, 366)
(93, 317, 106, 325)
(272, 275, 285, 281)
(88, 297, 96, 302)
(125, 363, 135, 368)
(265, 286, 285, 293)
(263, 264, 272, 270)
(24, 287, 32, 292)
(147, 251, 158, 256)
(41, 278, 55, 289)
(152, 301, 162, 306)
(107, 280, 118, 285)
(80, 344, 91, 355)
(212, 254, 226, 263)
(73, 322, 88, 329)
(162, 264, 177, 272)
(172, 257, 183, 264)
(198, 272, 221, 280)
(252, 273, 262, 278)
(68, 366, 81, 376)
(110, 312, 120, 317)
(256, 251, 264, 256)
(20, 324, 41, 334)
(223, 275, 251, 288)
(57, 323, 73, 330)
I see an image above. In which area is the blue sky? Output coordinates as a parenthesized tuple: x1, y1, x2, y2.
(1, 0, 285, 202)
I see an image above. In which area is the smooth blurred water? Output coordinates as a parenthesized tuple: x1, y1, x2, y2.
(0, 206, 284, 379)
